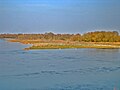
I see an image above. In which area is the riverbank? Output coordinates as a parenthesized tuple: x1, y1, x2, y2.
(7, 39, 120, 50)
(25, 44, 120, 50)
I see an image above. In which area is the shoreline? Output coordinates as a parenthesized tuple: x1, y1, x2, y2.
(6, 39, 120, 50)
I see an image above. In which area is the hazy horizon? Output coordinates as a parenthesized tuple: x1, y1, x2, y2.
(0, 0, 120, 34)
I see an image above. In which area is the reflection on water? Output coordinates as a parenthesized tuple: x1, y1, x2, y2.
(0, 39, 120, 90)
(95, 48, 120, 53)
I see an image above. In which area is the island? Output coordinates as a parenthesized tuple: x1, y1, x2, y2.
(0, 31, 120, 50)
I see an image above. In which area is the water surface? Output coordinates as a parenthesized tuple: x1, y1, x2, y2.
(0, 39, 120, 90)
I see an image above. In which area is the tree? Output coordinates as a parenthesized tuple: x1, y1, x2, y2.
(70, 34, 82, 41)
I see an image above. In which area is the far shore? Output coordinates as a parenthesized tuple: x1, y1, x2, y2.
(7, 39, 120, 50)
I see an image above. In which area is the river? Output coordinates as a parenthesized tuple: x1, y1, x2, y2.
(0, 39, 120, 90)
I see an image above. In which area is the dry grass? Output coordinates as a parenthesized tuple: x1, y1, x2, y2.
(7, 39, 120, 50)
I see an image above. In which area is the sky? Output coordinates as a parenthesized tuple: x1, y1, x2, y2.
(0, 0, 120, 34)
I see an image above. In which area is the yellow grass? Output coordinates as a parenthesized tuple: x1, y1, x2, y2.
(7, 39, 120, 50)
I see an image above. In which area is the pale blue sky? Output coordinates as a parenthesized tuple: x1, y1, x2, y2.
(0, 0, 120, 33)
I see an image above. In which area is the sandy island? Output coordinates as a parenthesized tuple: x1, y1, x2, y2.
(7, 39, 120, 50)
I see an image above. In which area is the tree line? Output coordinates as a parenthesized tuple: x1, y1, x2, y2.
(0, 31, 120, 42)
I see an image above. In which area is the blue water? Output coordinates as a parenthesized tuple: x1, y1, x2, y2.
(0, 39, 120, 90)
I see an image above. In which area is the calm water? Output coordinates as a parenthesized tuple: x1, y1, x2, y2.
(0, 39, 120, 90)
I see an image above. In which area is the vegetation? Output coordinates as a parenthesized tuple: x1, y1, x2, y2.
(82, 31, 120, 42)
(0, 31, 120, 42)
(0, 31, 120, 49)
(25, 43, 120, 50)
